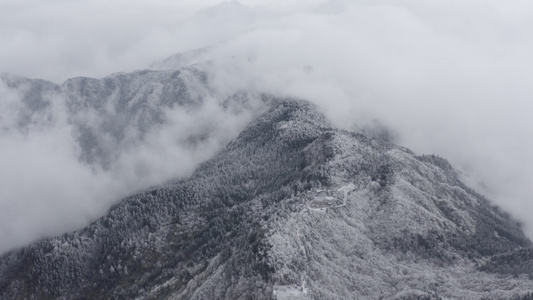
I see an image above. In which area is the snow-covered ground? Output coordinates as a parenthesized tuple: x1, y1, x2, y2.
(274, 283, 308, 300)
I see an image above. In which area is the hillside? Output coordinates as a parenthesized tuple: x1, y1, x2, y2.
(0, 95, 532, 299)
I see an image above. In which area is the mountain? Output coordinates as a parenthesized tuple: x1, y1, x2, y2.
(150, 47, 218, 72)
(1, 65, 533, 299)
(1, 65, 216, 169)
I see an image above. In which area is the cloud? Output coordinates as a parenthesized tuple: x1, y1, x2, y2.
(0, 74, 264, 254)
(1, 0, 533, 251)
(0, 0, 237, 82)
(206, 1, 533, 236)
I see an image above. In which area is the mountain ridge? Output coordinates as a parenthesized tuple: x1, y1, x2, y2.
(0, 95, 532, 299)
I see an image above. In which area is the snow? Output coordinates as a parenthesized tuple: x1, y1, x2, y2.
(307, 184, 353, 211)
(274, 283, 308, 300)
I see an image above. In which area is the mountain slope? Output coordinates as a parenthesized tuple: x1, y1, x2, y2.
(0, 97, 531, 299)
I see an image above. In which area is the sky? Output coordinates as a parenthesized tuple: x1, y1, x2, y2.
(0, 0, 532, 253)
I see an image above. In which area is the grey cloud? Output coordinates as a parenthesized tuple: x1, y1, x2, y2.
(0, 66, 265, 254)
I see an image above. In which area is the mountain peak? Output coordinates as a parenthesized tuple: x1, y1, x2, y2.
(1, 98, 531, 299)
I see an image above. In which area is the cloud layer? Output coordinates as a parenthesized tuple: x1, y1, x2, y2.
(207, 0, 533, 238)
(0, 72, 265, 254)
(1, 0, 533, 252)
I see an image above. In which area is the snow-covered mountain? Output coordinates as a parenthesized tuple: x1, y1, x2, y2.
(1, 65, 215, 168)
(1, 57, 533, 299)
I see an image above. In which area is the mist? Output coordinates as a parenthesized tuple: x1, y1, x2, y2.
(1, 0, 533, 253)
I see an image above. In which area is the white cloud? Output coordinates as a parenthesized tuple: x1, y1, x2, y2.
(206, 1, 533, 237)
(0, 78, 263, 254)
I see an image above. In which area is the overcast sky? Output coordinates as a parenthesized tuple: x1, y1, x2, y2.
(1, 0, 532, 253)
